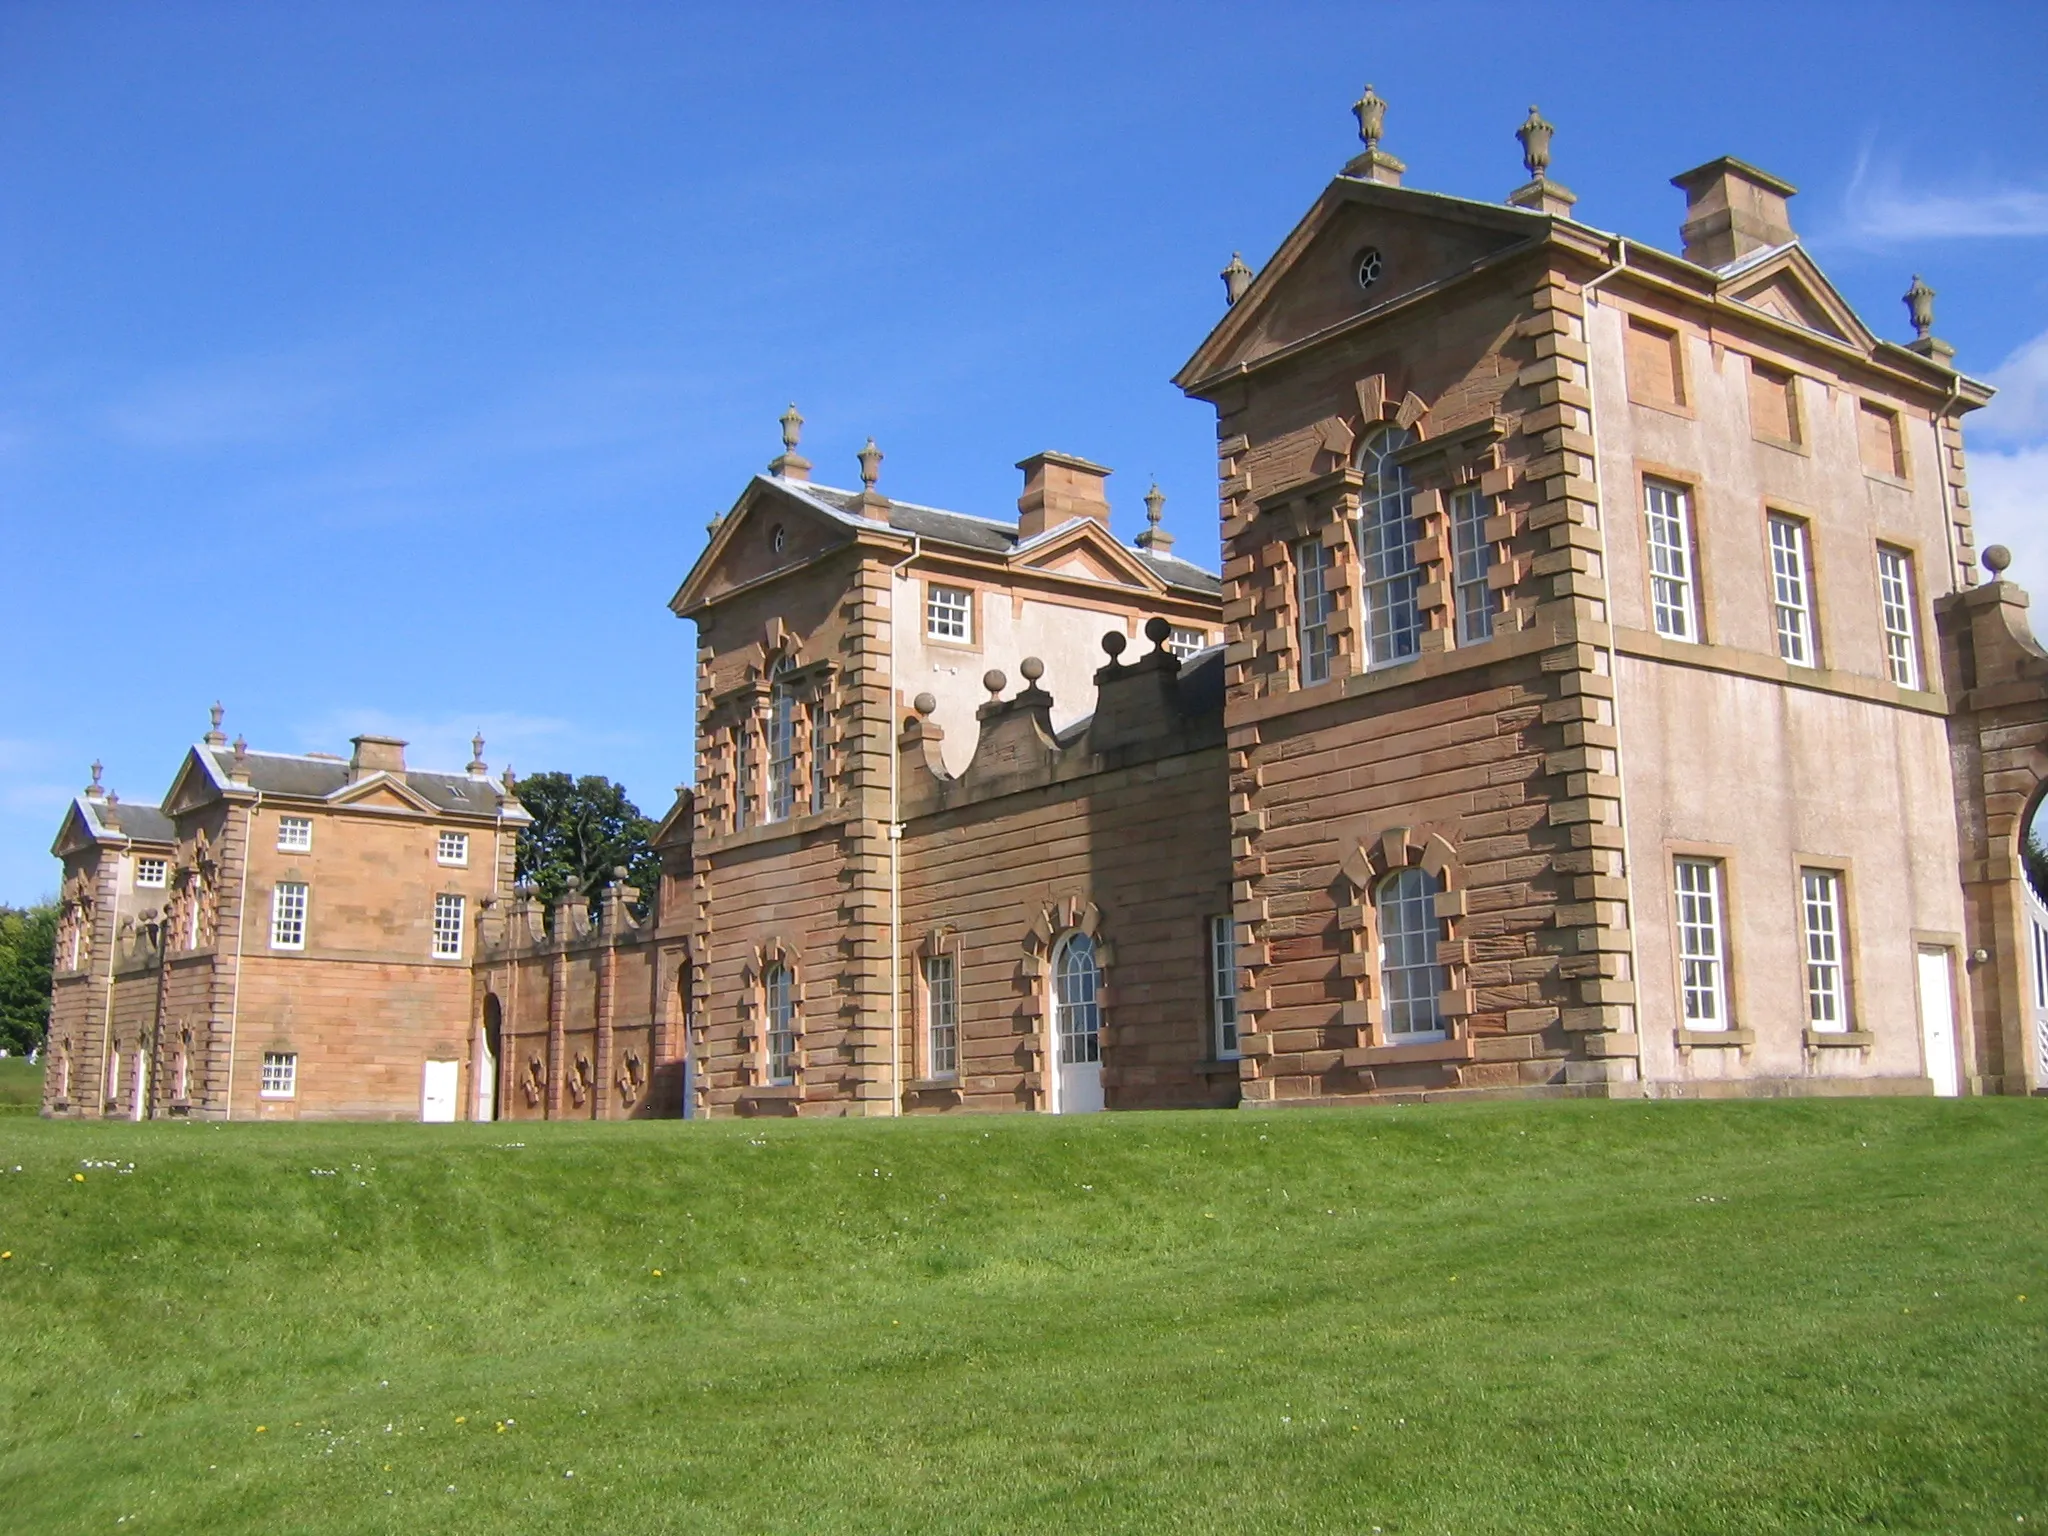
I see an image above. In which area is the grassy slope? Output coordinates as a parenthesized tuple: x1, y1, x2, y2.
(0, 1057, 42, 1112)
(0, 1101, 2043, 1535)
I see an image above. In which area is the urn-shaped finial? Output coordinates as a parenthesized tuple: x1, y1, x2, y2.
(857, 437, 883, 490)
(1221, 251, 1253, 307)
(778, 402, 804, 453)
(87, 759, 104, 797)
(1352, 83, 1387, 149)
(1904, 274, 1936, 340)
(1517, 104, 1553, 179)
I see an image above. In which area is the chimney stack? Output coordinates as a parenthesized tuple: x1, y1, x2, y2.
(1016, 451, 1112, 540)
(1671, 157, 1797, 269)
(348, 734, 408, 782)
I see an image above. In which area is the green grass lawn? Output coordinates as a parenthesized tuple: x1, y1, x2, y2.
(0, 1056, 42, 1113)
(1, 1100, 2043, 1534)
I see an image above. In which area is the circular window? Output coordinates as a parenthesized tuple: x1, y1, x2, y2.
(1354, 246, 1384, 291)
(770, 524, 786, 553)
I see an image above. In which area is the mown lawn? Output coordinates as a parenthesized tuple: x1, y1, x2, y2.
(0, 1057, 42, 1113)
(0, 1099, 2043, 1534)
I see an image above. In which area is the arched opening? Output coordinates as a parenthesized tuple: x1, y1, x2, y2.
(1353, 424, 1421, 669)
(1377, 866, 1445, 1042)
(1050, 931, 1103, 1114)
(477, 995, 502, 1122)
(2021, 784, 2048, 1089)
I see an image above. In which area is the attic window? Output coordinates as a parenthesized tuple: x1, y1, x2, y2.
(1353, 247, 1384, 291)
(770, 524, 787, 553)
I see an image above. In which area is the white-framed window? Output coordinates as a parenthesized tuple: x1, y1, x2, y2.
(436, 831, 469, 866)
(809, 700, 830, 814)
(1768, 514, 1816, 667)
(1294, 536, 1335, 686)
(277, 816, 313, 853)
(1166, 627, 1208, 660)
(1357, 426, 1422, 667)
(1645, 480, 1699, 642)
(1801, 869, 1849, 1031)
(1378, 867, 1444, 1041)
(105, 1047, 119, 1104)
(764, 963, 797, 1085)
(432, 893, 466, 959)
(269, 882, 308, 951)
(259, 1051, 297, 1099)
(1209, 915, 1239, 1059)
(1674, 858, 1728, 1029)
(924, 954, 958, 1078)
(927, 585, 972, 643)
(1450, 486, 1497, 646)
(732, 722, 753, 833)
(1053, 933, 1102, 1066)
(135, 856, 168, 889)
(1877, 546, 1920, 689)
(767, 659, 797, 821)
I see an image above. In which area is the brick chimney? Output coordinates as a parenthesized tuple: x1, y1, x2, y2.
(1016, 452, 1112, 540)
(1671, 156, 1797, 269)
(349, 734, 408, 782)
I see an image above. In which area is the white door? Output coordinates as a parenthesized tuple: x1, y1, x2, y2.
(1052, 933, 1105, 1114)
(1916, 947, 1961, 1098)
(129, 1052, 148, 1121)
(421, 1059, 460, 1122)
(473, 1029, 497, 1122)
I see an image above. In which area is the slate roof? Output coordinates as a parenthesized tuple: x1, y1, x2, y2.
(198, 748, 513, 814)
(72, 797, 176, 845)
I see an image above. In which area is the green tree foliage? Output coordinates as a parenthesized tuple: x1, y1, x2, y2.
(2025, 818, 2048, 906)
(0, 901, 58, 1055)
(511, 773, 661, 924)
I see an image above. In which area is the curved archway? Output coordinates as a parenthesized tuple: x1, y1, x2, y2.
(1050, 931, 1104, 1114)
(477, 994, 503, 1122)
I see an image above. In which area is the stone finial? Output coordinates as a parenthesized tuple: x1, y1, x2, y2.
(982, 668, 1007, 699)
(1905, 274, 1935, 339)
(468, 732, 488, 776)
(503, 765, 517, 793)
(230, 736, 250, 785)
(1018, 656, 1047, 691)
(205, 702, 227, 748)
(1145, 616, 1172, 652)
(1135, 482, 1175, 553)
(1506, 104, 1576, 216)
(913, 692, 937, 716)
(769, 402, 812, 481)
(1983, 544, 2013, 578)
(1101, 630, 1127, 662)
(1221, 252, 1253, 307)
(853, 437, 890, 512)
(1343, 83, 1405, 185)
(86, 760, 105, 799)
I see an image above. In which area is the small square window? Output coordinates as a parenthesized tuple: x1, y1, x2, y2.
(432, 893, 466, 959)
(927, 585, 973, 643)
(135, 857, 168, 889)
(1166, 627, 1208, 660)
(259, 1052, 297, 1098)
(277, 816, 313, 852)
(437, 831, 469, 866)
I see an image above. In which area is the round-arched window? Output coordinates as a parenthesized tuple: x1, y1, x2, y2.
(1052, 933, 1102, 1066)
(1355, 425, 1422, 669)
(1377, 866, 1443, 1040)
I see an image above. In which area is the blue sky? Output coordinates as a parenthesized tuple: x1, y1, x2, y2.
(4, 2, 2046, 903)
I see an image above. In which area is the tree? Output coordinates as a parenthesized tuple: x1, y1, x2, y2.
(2026, 819, 2048, 907)
(512, 773, 661, 924)
(0, 901, 58, 1055)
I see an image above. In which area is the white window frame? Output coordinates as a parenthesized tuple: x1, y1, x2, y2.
(1210, 915, 1239, 1059)
(1877, 546, 1920, 689)
(436, 831, 470, 867)
(1801, 869, 1849, 1032)
(767, 660, 797, 822)
(432, 892, 466, 959)
(1377, 867, 1444, 1041)
(1294, 536, 1335, 686)
(1450, 486, 1497, 646)
(135, 856, 168, 889)
(923, 953, 958, 1078)
(1768, 514, 1816, 668)
(1166, 627, 1208, 660)
(1052, 933, 1102, 1066)
(1644, 480, 1699, 642)
(269, 882, 308, 951)
(277, 816, 313, 853)
(732, 721, 753, 833)
(259, 1051, 297, 1099)
(1674, 859, 1728, 1029)
(1356, 427, 1423, 668)
(764, 964, 797, 1086)
(926, 585, 973, 644)
(809, 698, 830, 814)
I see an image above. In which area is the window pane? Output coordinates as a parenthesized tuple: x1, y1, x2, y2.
(1357, 427, 1422, 667)
(278, 817, 313, 852)
(925, 955, 957, 1077)
(433, 893, 465, 958)
(1054, 934, 1101, 1065)
(1294, 537, 1335, 685)
(1877, 547, 1919, 689)
(270, 883, 307, 950)
(1768, 515, 1814, 667)
(810, 700, 829, 813)
(1451, 487, 1497, 645)
(1801, 870, 1847, 1030)
(260, 1052, 296, 1098)
(1644, 481, 1697, 641)
(1167, 627, 1207, 659)
(437, 831, 469, 865)
(1210, 916, 1239, 1057)
(1674, 859, 1726, 1027)
(765, 964, 797, 1084)
(768, 660, 797, 822)
(927, 586, 972, 642)
(1378, 868, 1443, 1039)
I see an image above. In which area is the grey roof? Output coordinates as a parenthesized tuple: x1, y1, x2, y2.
(781, 478, 1221, 594)
(201, 748, 512, 814)
(87, 799, 176, 845)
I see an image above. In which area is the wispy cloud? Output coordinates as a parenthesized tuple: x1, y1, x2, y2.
(1976, 326, 2048, 443)
(1834, 145, 2048, 247)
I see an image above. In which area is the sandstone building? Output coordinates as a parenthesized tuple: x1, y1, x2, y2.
(47, 93, 2048, 1121)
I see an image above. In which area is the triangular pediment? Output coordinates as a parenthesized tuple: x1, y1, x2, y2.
(1176, 180, 1547, 392)
(671, 477, 871, 615)
(51, 800, 104, 859)
(328, 772, 438, 813)
(1721, 247, 1873, 349)
(162, 748, 228, 817)
(1008, 519, 1166, 592)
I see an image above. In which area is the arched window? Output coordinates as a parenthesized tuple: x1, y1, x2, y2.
(1052, 933, 1102, 1067)
(1377, 866, 1444, 1040)
(1355, 425, 1422, 668)
(767, 657, 797, 821)
(763, 962, 797, 1085)
(809, 695, 830, 814)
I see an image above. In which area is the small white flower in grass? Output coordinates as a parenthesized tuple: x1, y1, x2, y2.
(564, 1470, 575, 1479)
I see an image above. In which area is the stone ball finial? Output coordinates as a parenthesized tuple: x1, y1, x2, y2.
(982, 668, 1006, 698)
(1983, 544, 2013, 577)
(1019, 656, 1045, 683)
(912, 691, 937, 716)
(1144, 616, 1172, 648)
(858, 437, 883, 490)
(1517, 104, 1554, 179)
(1101, 631, 1127, 660)
(1905, 274, 1936, 340)
(1352, 82, 1387, 149)
(612, 865, 629, 882)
